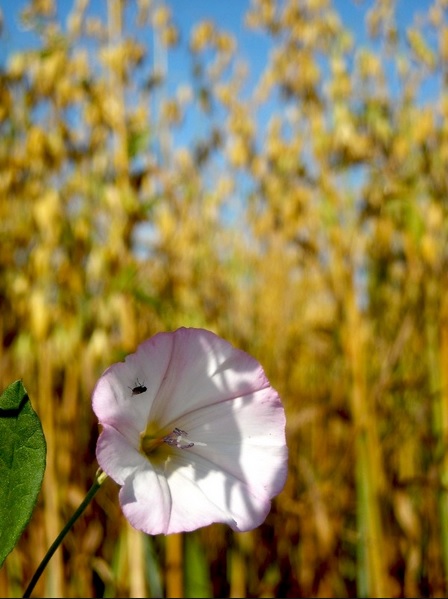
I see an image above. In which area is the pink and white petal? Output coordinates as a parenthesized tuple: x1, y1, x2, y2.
(186, 440, 287, 502)
(96, 425, 147, 486)
(175, 386, 288, 497)
(119, 466, 173, 535)
(162, 452, 273, 533)
(92, 370, 145, 441)
(121, 460, 238, 535)
(179, 385, 286, 446)
(92, 333, 175, 432)
(149, 328, 271, 426)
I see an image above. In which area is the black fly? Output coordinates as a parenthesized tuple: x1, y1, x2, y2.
(129, 379, 147, 396)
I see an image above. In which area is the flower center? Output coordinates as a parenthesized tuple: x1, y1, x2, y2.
(140, 423, 195, 461)
(139, 434, 166, 456)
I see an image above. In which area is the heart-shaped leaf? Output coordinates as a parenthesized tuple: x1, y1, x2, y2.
(0, 380, 46, 568)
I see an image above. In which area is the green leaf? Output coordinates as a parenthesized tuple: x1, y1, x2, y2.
(0, 380, 46, 568)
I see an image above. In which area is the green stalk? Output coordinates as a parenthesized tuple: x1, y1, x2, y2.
(345, 271, 387, 597)
(22, 469, 108, 599)
(426, 278, 448, 581)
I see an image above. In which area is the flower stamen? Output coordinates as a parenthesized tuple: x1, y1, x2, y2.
(163, 427, 194, 449)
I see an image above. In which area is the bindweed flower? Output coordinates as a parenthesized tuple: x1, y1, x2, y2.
(92, 327, 288, 535)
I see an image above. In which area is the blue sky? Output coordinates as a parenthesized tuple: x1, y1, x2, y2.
(0, 0, 440, 247)
(0, 0, 440, 153)
(0, 1, 436, 78)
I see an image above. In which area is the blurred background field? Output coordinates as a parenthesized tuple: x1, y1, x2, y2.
(1, 0, 448, 596)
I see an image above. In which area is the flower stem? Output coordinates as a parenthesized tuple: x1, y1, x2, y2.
(22, 468, 108, 598)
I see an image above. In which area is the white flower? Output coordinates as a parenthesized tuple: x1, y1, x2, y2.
(92, 327, 288, 535)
